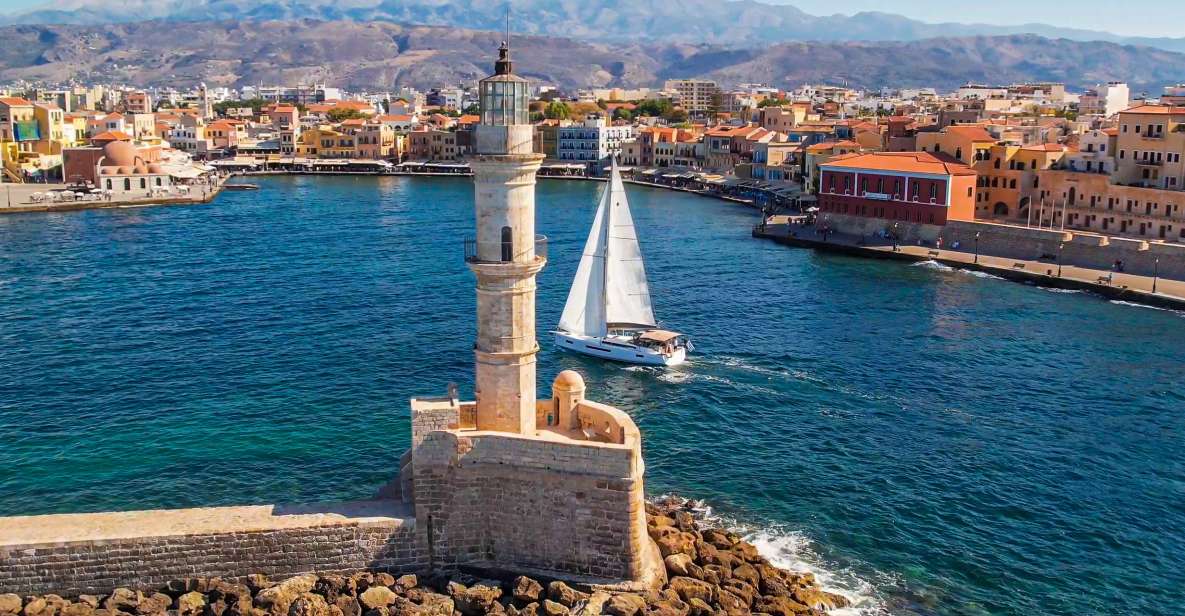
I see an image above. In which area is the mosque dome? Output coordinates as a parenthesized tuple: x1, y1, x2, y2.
(102, 140, 141, 169)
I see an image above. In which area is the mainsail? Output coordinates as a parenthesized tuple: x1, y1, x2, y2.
(558, 160, 656, 337)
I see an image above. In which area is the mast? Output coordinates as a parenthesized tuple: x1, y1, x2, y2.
(602, 156, 614, 333)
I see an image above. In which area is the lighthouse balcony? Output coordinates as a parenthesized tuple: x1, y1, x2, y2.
(464, 234, 548, 264)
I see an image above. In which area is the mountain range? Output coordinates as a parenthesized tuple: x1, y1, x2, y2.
(2, 20, 1184, 94)
(4, 0, 1185, 54)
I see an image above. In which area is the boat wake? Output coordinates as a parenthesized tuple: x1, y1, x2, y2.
(911, 259, 1006, 280)
(659, 495, 888, 616)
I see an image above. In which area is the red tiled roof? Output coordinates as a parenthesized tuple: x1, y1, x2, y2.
(0, 97, 32, 106)
(943, 125, 995, 141)
(91, 130, 132, 142)
(822, 151, 975, 176)
(1120, 104, 1185, 115)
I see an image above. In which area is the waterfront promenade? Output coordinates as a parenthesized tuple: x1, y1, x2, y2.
(1, 180, 225, 215)
(756, 216, 1185, 309)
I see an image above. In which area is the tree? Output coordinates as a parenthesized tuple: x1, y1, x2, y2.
(462, 103, 481, 115)
(544, 100, 571, 120)
(663, 107, 688, 123)
(327, 107, 368, 122)
(636, 99, 673, 117)
(596, 99, 608, 110)
(213, 98, 269, 116)
(757, 97, 786, 108)
(612, 107, 632, 121)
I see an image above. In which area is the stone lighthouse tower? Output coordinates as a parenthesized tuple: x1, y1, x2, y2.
(466, 41, 545, 434)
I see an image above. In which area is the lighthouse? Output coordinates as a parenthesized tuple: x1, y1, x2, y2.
(466, 41, 545, 434)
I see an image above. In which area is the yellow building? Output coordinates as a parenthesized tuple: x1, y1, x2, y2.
(915, 124, 995, 165)
(297, 126, 355, 158)
(1112, 104, 1185, 190)
(975, 143, 1066, 220)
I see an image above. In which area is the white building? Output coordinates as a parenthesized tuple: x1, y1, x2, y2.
(556, 116, 635, 164)
(1060, 129, 1115, 175)
(1079, 82, 1129, 118)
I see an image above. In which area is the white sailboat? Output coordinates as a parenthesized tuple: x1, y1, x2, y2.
(555, 158, 692, 366)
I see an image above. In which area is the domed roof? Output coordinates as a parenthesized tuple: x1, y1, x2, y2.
(147, 163, 164, 174)
(134, 163, 149, 174)
(102, 140, 141, 168)
(553, 370, 585, 390)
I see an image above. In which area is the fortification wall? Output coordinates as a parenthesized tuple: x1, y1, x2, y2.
(411, 428, 655, 584)
(0, 501, 423, 597)
(825, 214, 1185, 280)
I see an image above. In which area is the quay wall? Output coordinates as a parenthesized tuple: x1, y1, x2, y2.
(0, 501, 424, 597)
(822, 213, 1185, 281)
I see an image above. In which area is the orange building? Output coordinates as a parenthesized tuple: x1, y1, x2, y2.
(818, 152, 977, 226)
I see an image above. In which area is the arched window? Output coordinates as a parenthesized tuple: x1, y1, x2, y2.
(929, 184, 937, 201)
(501, 226, 513, 262)
(124, 178, 131, 191)
(955, 147, 962, 160)
(106, 179, 112, 190)
(140, 178, 146, 189)
(994, 158, 1001, 169)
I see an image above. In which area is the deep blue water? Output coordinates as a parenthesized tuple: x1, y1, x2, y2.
(2, 175, 1184, 616)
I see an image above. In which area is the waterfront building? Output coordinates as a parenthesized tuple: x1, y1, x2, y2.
(974, 143, 1066, 219)
(817, 151, 977, 226)
(1058, 129, 1116, 175)
(0, 97, 42, 181)
(124, 91, 153, 114)
(1113, 104, 1185, 190)
(747, 141, 803, 183)
(406, 42, 662, 584)
(556, 115, 634, 166)
(916, 124, 996, 165)
(803, 140, 864, 192)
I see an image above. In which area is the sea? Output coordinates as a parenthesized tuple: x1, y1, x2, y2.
(1, 175, 1183, 616)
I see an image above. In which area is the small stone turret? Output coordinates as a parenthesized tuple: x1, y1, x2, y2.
(551, 370, 585, 430)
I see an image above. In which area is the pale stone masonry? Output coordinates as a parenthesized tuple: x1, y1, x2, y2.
(0, 501, 424, 596)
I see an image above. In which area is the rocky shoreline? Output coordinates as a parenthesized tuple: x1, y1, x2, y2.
(0, 499, 849, 616)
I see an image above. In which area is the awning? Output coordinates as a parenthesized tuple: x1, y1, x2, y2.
(638, 330, 682, 343)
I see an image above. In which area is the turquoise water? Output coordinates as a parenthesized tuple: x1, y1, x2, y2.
(1, 176, 1183, 615)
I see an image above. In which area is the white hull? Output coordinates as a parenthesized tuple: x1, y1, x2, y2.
(555, 332, 687, 367)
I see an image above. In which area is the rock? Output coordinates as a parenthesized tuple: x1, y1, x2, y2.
(601, 595, 645, 616)
(450, 584, 502, 616)
(517, 604, 539, 616)
(545, 584, 587, 609)
(177, 593, 206, 616)
(362, 608, 388, 616)
(410, 594, 451, 616)
(256, 576, 318, 616)
(715, 589, 749, 616)
(653, 530, 698, 560)
(649, 516, 676, 528)
(374, 575, 395, 588)
(290, 595, 329, 616)
(729, 543, 761, 564)
(700, 530, 733, 551)
(685, 599, 713, 616)
(694, 543, 720, 566)
(333, 597, 359, 616)
(359, 588, 398, 611)
(644, 599, 688, 616)
(717, 582, 753, 608)
(395, 576, 417, 592)
(387, 598, 419, 616)
(104, 591, 138, 613)
(136, 593, 171, 616)
(729, 566, 759, 591)
(541, 602, 568, 616)
(76, 599, 99, 611)
(61, 605, 93, 616)
(246, 576, 273, 595)
(751, 597, 807, 616)
(352, 574, 375, 593)
(314, 577, 346, 604)
(674, 512, 697, 532)
(782, 574, 814, 590)
(20, 599, 47, 616)
(667, 578, 713, 605)
(512, 578, 543, 604)
(570, 592, 609, 616)
(789, 589, 848, 612)
(664, 554, 695, 577)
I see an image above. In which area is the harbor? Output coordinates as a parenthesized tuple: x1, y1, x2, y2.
(2, 174, 1183, 614)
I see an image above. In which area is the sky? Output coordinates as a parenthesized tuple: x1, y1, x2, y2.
(0, 0, 1181, 38)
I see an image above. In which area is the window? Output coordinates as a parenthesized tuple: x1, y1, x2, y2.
(912, 182, 919, 200)
(500, 226, 514, 262)
(967, 187, 972, 197)
(1031, 160, 1037, 169)
(994, 158, 1001, 169)
(929, 185, 937, 201)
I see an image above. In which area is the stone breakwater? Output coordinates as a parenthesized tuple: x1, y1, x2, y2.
(0, 500, 849, 616)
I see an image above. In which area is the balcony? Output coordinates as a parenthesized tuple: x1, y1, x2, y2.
(1135, 158, 1164, 167)
(464, 234, 548, 264)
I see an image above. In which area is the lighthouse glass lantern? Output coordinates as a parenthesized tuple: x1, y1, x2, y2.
(479, 42, 530, 126)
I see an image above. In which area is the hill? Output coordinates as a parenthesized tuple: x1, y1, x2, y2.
(1, 21, 1183, 93)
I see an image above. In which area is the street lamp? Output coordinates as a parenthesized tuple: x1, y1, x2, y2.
(1057, 242, 1064, 278)
(1153, 257, 1160, 293)
(974, 231, 981, 264)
